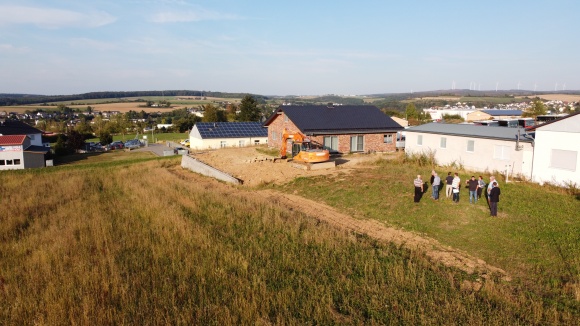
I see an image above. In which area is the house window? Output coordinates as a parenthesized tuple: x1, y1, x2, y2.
(384, 134, 393, 144)
(272, 131, 277, 141)
(417, 135, 423, 146)
(440, 137, 447, 149)
(550, 149, 577, 171)
(323, 136, 338, 152)
(493, 145, 511, 160)
(350, 135, 364, 152)
(467, 140, 475, 152)
(6, 159, 13, 165)
(14, 159, 21, 165)
(220, 141, 227, 148)
(239, 140, 245, 147)
(0, 160, 4, 166)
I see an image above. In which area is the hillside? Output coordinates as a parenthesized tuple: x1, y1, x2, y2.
(0, 156, 578, 324)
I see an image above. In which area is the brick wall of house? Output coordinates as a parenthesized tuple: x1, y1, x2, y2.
(310, 133, 396, 153)
(267, 113, 301, 149)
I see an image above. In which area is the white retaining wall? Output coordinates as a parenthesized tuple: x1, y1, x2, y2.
(181, 155, 241, 185)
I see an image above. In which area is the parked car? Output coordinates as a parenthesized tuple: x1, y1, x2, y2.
(109, 141, 124, 150)
(124, 139, 141, 150)
(174, 147, 187, 155)
(180, 139, 190, 147)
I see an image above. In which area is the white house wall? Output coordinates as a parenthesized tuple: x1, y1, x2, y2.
(0, 148, 25, 170)
(405, 132, 533, 177)
(189, 136, 268, 150)
(532, 130, 580, 186)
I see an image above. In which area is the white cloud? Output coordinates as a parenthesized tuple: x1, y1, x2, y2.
(0, 43, 29, 53)
(0, 5, 116, 28)
(69, 38, 116, 51)
(150, 8, 240, 23)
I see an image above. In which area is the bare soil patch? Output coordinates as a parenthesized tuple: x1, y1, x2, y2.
(191, 146, 390, 186)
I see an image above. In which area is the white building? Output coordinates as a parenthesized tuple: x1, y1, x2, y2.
(530, 112, 580, 186)
(405, 123, 534, 177)
(189, 122, 268, 150)
(0, 120, 49, 170)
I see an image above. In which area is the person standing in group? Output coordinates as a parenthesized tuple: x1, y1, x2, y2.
(467, 176, 478, 204)
(445, 172, 454, 199)
(486, 175, 496, 207)
(432, 172, 441, 200)
(451, 173, 461, 203)
(430, 170, 436, 199)
(489, 181, 501, 217)
(477, 176, 486, 200)
(414, 175, 424, 203)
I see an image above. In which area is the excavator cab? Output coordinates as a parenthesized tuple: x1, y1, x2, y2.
(291, 141, 313, 158)
(281, 129, 330, 163)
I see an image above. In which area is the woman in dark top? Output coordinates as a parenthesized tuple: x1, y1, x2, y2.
(489, 181, 501, 217)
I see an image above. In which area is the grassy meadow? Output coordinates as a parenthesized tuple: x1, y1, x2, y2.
(1, 156, 577, 324)
(276, 155, 580, 316)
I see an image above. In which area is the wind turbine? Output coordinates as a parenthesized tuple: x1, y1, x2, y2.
(517, 81, 521, 90)
(496, 82, 499, 92)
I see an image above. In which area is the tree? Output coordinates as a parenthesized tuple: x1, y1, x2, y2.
(405, 103, 418, 120)
(523, 99, 547, 118)
(99, 132, 113, 145)
(237, 95, 261, 121)
(201, 104, 227, 122)
(66, 130, 86, 153)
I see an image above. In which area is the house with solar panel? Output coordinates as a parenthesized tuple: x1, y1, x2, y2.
(0, 119, 50, 170)
(189, 121, 268, 150)
(466, 109, 523, 122)
(263, 104, 404, 154)
(404, 123, 534, 178)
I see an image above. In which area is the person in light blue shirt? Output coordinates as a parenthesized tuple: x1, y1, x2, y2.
(432, 172, 441, 200)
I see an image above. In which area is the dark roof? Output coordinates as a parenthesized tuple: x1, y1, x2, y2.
(406, 122, 533, 142)
(194, 122, 267, 139)
(481, 109, 522, 116)
(527, 112, 578, 131)
(0, 120, 42, 136)
(264, 105, 403, 135)
(0, 135, 26, 145)
(24, 145, 50, 153)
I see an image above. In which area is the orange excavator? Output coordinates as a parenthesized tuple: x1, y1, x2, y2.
(280, 129, 330, 163)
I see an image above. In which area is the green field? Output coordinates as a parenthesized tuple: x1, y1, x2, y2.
(0, 155, 578, 324)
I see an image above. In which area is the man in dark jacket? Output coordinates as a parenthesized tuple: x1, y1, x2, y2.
(489, 181, 501, 217)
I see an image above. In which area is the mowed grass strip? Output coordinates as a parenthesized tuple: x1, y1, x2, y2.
(277, 156, 580, 313)
(0, 159, 576, 324)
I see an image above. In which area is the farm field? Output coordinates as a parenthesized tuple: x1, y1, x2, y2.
(0, 96, 242, 114)
(521, 94, 580, 102)
(1, 156, 578, 324)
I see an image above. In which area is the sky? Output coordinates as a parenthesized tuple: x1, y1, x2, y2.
(1, 0, 579, 96)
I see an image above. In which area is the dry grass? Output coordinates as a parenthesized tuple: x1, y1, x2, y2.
(519, 94, 580, 102)
(0, 158, 578, 324)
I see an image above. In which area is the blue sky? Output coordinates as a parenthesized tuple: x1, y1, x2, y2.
(1, 0, 578, 95)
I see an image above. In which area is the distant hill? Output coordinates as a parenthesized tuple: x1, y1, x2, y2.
(0, 90, 268, 106)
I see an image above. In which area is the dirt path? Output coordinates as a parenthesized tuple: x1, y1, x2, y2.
(257, 189, 510, 282)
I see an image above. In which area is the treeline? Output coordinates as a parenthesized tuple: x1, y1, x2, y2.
(0, 90, 269, 106)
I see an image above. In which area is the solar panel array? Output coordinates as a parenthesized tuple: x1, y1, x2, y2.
(196, 122, 268, 139)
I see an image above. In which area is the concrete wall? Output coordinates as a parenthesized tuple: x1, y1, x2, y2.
(181, 155, 241, 185)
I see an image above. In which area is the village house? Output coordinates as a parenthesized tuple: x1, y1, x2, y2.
(263, 104, 403, 154)
(528, 112, 580, 186)
(189, 121, 268, 150)
(0, 119, 49, 170)
(404, 123, 534, 178)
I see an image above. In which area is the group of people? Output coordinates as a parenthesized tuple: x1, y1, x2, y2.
(413, 171, 501, 217)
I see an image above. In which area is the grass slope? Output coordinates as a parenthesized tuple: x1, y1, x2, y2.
(0, 157, 577, 324)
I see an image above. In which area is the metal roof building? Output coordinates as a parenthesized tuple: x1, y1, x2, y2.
(189, 122, 268, 150)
